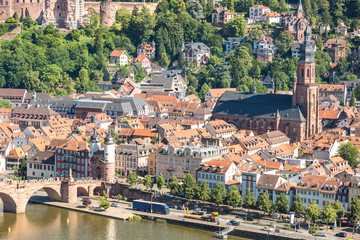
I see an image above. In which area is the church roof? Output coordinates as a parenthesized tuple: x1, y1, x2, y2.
(213, 91, 306, 122)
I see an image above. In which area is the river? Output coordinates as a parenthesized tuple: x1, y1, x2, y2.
(0, 204, 249, 240)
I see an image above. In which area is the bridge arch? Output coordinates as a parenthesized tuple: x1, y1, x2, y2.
(0, 192, 17, 213)
(77, 187, 89, 196)
(93, 186, 104, 195)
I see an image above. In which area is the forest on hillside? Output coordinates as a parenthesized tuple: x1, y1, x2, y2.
(0, 0, 359, 99)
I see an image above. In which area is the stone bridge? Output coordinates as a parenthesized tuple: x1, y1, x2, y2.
(0, 179, 105, 213)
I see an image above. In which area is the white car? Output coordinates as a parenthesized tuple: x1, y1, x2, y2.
(111, 203, 120, 207)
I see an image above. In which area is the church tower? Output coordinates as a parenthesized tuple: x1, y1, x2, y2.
(293, 24, 320, 139)
(104, 130, 115, 181)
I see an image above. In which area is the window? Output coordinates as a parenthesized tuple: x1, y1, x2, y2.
(32, 172, 35, 176)
(29, 163, 32, 168)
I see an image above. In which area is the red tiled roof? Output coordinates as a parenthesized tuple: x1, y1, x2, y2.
(110, 50, 125, 57)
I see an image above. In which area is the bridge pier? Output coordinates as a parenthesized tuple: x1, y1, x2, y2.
(60, 182, 77, 203)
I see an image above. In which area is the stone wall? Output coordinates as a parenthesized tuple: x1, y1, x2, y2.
(100, 0, 157, 26)
(0, 0, 45, 23)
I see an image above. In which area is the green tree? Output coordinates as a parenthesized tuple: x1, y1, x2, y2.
(278, 0, 288, 12)
(273, 71, 290, 91)
(227, 185, 242, 208)
(322, 202, 337, 228)
(337, 142, 359, 168)
(273, 193, 289, 214)
(244, 188, 255, 207)
(349, 198, 360, 223)
(186, 0, 205, 20)
(211, 182, 227, 205)
(236, 85, 250, 92)
(199, 82, 209, 100)
(98, 198, 110, 209)
(276, 31, 295, 55)
(182, 174, 197, 199)
(127, 171, 137, 187)
(331, 200, 345, 218)
(309, 224, 319, 235)
(291, 193, 305, 214)
(144, 174, 153, 190)
(169, 176, 181, 195)
(198, 180, 211, 201)
(0, 99, 13, 109)
(157, 173, 164, 191)
(350, 91, 356, 107)
(257, 193, 273, 215)
(305, 201, 321, 224)
(337, 57, 349, 75)
(226, 16, 246, 37)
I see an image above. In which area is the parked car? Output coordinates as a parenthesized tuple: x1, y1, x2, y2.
(275, 229, 280, 233)
(335, 232, 347, 237)
(227, 220, 240, 226)
(168, 204, 176, 209)
(111, 203, 120, 207)
(261, 226, 272, 231)
(242, 216, 254, 221)
(314, 232, 326, 237)
(177, 206, 184, 210)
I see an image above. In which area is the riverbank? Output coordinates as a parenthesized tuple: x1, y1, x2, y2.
(28, 195, 317, 240)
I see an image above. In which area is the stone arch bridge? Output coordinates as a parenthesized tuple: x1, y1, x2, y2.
(0, 179, 105, 213)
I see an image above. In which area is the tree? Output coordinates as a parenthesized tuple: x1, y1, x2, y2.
(322, 202, 337, 228)
(144, 174, 153, 190)
(227, 185, 242, 208)
(199, 82, 209, 100)
(169, 176, 181, 195)
(198, 180, 211, 201)
(157, 174, 164, 191)
(305, 201, 321, 224)
(337, 142, 359, 168)
(349, 198, 360, 223)
(350, 91, 356, 107)
(244, 188, 255, 208)
(273, 71, 290, 91)
(337, 57, 349, 75)
(226, 16, 246, 37)
(98, 198, 110, 209)
(236, 85, 250, 92)
(309, 224, 319, 235)
(291, 193, 305, 214)
(182, 174, 197, 199)
(276, 31, 295, 55)
(0, 99, 13, 109)
(273, 193, 289, 214)
(211, 182, 227, 205)
(186, 0, 205, 20)
(278, 0, 288, 12)
(257, 193, 273, 215)
(331, 200, 345, 218)
(127, 171, 137, 187)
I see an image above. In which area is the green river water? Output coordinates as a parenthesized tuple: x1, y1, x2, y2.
(0, 204, 249, 240)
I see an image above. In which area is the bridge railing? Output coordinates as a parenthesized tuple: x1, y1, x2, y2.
(0, 177, 103, 188)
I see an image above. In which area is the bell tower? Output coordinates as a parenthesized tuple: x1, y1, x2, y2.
(292, 24, 320, 139)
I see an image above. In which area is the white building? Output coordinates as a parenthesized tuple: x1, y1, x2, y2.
(27, 152, 55, 179)
(181, 42, 211, 66)
(196, 158, 241, 190)
(109, 50, 129, 66)
(249, 5, 270, 21)
(253, 35, 276, 55)
(94, 113, 113, 130)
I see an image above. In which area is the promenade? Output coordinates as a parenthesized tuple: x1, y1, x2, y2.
(27, 192, 355, 240)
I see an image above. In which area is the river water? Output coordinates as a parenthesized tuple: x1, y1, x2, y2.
(0, 204, 248, 240)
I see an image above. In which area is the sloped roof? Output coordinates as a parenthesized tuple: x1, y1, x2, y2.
(213, 91, 306, 122)
(110, 50, 126, 57)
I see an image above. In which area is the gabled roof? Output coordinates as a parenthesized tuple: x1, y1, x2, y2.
(207, 88, 236, 98)
(110, 50, 127, 57)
